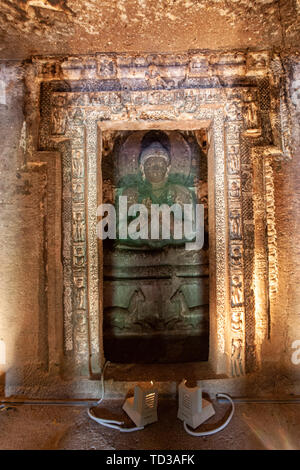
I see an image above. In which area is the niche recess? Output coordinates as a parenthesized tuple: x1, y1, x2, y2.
(101, 129, 209, 363)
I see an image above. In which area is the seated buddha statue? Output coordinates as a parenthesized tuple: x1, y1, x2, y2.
(116, 140, 196, 249)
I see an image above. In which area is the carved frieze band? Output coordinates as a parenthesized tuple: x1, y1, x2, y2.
(35, 51, 271, 83)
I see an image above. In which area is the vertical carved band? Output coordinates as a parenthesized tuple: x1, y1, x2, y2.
(225, 108, 246, 377)
(264, 157, 278, 301)
(212, 109, 227, 360)
(70, 123, 89, 369)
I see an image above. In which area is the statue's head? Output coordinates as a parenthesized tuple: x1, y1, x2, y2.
(139, 141, 170, 184)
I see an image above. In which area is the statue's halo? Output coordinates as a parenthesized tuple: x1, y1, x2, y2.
(117, 131, 192, 182)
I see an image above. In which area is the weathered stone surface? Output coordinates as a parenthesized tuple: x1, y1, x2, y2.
(0, 1, 299, 60)
(270, 59, 300, 378)
(0, 63, 49, 393)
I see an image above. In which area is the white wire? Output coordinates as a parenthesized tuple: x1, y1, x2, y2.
(87, 360, 144, 433)
(88, 407, 144, 432)
(183, 393, 235, 437)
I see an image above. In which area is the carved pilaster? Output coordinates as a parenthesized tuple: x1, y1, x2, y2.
(225, 116, 246, 377)
(264, 157, 278, 302)
(251, 150, 270, 368)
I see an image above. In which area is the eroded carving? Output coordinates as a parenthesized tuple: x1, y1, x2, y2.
(243, 89, 261, 136)
(227, 145, 240, 174)
(73, 211, 85, 242)
(229, 210, 242, 240)
(231, 337, 244, 377)
(231, 275, 244, 307)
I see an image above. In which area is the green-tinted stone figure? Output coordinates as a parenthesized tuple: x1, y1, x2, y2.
(117, 141, 196, 248)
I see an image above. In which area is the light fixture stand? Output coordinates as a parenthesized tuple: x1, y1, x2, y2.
(123, 384, 158, 428)
(177, 379, 215, 429)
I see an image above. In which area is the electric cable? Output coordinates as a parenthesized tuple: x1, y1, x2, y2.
(87, 360, 144, 433)
(183, 393, 235, 436)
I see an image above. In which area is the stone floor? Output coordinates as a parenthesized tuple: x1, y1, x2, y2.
(0, 399, 299, 450)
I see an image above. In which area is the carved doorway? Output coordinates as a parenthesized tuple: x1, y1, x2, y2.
(101, 129, 209, 363)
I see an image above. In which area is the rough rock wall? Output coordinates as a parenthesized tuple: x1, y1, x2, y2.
(0, 63, 49, 395)
(269, 58, 300, 388)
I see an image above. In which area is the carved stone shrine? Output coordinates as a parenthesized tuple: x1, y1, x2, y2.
(34, 51, 291, 379)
